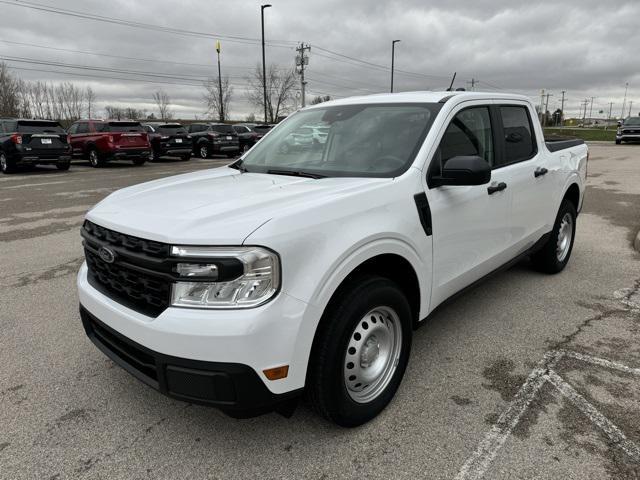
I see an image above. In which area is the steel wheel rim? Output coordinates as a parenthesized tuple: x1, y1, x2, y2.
(243, 144, 249, 153)
(89, 151, 98, 166)
(556, 212, 573, 262)
(200, 146, 207, 158)
(0, 154, 6, 171)
(344, 306, 402, 404)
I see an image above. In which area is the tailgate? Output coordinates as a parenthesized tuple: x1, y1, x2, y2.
(23, 134, 68, 154)
(113, 132, 148, 148)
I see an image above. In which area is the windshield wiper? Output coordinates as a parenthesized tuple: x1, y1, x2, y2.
(267, 169, 326, 179)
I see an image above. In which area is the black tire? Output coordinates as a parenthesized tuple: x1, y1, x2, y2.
(151, 149, 161, 162)
(1, 152, 16, 174)
(181, 153, 191, 161)
(242, 144, 250, 154)
(88, 148, 103, 168)
(56, 160, 71, 171)
(198, 144, 210, 159)
(531, 199, 577, 274)
(307, 275, 412, 427)
(615, 139, 622, 145)
(132, 157, 146, 166)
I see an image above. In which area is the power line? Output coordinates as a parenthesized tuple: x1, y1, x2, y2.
(0, 0, 296, 48)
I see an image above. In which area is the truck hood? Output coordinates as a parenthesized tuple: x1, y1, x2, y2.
(87, 166, 389, 244)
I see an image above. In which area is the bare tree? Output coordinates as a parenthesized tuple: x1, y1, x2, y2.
(104, 105, 124, 120)
(204, 76, 233, 122)
(152, 90, 173, 121)
(86, 86, 96, 118)
(245, 113, 256, 122)
(247, 64, 296, 123)
(0, 62, 21, 117)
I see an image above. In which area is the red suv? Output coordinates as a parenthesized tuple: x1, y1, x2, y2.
(68, 120, 151, 167)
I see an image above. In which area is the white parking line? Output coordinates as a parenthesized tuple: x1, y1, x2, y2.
(455, 349, 640, 480)
(546, 370, 640, 462)
(454, 351, 563, 480)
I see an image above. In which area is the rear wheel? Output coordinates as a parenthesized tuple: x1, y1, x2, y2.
(307, 275, 412, 427)
(88, 148, 103, 168)
(56, 160, 71, 171)
(531, 199, 577, 273)
(132, 157, 146, 166)
(198, 144, 210, 159)
(1, 152, 16, 174)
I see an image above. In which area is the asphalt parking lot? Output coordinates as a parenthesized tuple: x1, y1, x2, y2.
(1, 145, 640, 479)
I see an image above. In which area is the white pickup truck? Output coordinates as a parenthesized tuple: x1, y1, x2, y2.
(77, 92, 588, 427)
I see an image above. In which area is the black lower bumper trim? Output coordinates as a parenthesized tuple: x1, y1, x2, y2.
(79, 305, 301, 418)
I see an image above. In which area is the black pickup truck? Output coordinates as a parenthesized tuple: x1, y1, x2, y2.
(0, 119, 72, 174)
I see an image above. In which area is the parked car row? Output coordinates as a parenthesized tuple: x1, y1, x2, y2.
(0, 118, 275, 174)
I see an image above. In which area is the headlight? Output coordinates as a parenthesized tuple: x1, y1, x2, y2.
(170, 246, 280, 309)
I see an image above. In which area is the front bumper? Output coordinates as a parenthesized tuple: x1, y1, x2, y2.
(617, 134, 640, 141)
(77, 262, 315, 412)
(80, 306, 300, 417)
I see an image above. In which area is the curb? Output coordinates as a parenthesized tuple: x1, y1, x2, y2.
(635, 230, 640, 253)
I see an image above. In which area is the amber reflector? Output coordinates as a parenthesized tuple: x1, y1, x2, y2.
(263, 365, 289, 380)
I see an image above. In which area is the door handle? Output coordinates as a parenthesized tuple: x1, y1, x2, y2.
(487, 182, 507, 195)
(534, 167, 548, 178)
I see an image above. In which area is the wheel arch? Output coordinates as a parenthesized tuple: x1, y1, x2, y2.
(562, 181, 581, 214)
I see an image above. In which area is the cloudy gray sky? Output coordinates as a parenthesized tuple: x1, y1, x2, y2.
(1, 0, 638, 120)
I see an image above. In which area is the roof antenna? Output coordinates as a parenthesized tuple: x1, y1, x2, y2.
(446, 72, 457, 91)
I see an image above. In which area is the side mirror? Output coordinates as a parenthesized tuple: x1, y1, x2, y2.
(431, 155, 491, 187)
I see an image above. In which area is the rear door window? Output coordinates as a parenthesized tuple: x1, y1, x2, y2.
(497, 106, 537, 166)
(77, 123, 90, 134)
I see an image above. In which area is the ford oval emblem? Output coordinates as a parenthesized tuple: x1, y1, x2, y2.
(98, 246, 116, 264)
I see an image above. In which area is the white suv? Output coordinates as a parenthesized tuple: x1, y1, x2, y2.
(77, 92, 588, 426)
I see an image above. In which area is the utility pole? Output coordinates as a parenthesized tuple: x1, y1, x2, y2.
(588, 97, 595, 126)
(467, 78, 477, 91)
(629, 101, 634, 117)
(621, 82, 629, 119)
(390, 39, 401, 93)
(260, 4, 272, 124)
(216, 40, 223, 122)
(296, 43, 311, 107)
(605, 102, 613, 130)
(543, 93, 552, 127)
(539, 89, 545, 123)
(581, 99, 589, 126)
(560, 90, 566, 126)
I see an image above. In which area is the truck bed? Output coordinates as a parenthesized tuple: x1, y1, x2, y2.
(544, 135, 585, 152)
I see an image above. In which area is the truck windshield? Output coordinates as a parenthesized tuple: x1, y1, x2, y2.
(17, 121, 65, 133)
(624, 117, 640, 126)
(238, 103, 441, 178)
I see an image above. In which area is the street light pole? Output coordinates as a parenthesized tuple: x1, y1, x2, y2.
(261, 4, 272, 124)
(390, 39, 400, 93)
(216, 40, 223, 122)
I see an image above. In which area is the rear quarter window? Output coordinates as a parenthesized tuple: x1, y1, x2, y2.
(499, 106, 537, 165)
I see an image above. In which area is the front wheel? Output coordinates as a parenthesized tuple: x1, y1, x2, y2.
(530, 199, 577, 273)
(307, 275, 412, 427)
(615, 139, 622, 145)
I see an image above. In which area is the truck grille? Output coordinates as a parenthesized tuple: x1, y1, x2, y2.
(82, 221, 172, 317)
